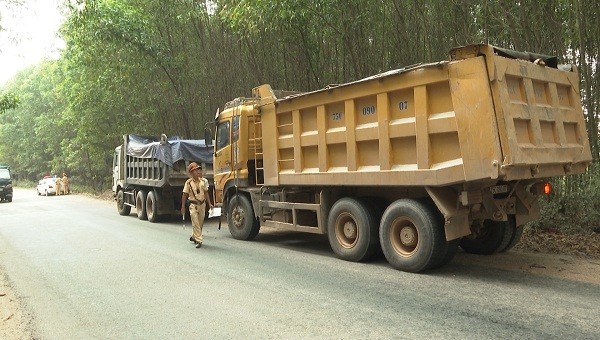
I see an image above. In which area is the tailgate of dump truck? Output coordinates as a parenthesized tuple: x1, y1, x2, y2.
(457, 44, 592, 180)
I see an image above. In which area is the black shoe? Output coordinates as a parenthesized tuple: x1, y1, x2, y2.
(189, 236, 196, 243)
(196, 242, 202, 248)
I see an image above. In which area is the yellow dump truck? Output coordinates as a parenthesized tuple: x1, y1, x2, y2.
(210, 44, 592, 272)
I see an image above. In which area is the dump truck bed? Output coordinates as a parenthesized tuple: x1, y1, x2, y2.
(123, 134, 213, 188)
(255, 44, 591, 187)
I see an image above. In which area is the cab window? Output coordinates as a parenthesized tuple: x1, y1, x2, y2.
(216, 120, 230, 151)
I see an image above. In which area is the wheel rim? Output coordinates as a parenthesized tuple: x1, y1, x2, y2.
(335, 212, 358, 249)
(232, 205, 245, 229)
(471, 221, 491, 239)
(390, 217, 419, 257)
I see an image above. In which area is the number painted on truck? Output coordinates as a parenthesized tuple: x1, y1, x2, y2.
(332, 112, 343, 120)
(398, 101, 408, 110)
(362, 106, 376, 115)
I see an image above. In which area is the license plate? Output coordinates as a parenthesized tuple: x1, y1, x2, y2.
(490, 185, 508, 194)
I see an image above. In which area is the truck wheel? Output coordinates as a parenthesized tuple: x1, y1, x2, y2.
(499, 218, 523, 252)
(379, 199, 446, 272)
(429, 239, 460, 269)
(146, 191, 159, 222)
(117, 190, 131, 216)
(460, 219, 508, 255)
(358, 197, 386, 259)
(421, 200, 459, 269)
(228, 193, 260, 240)
(328, 198, 379, 262)
(136, 190, 147, 220)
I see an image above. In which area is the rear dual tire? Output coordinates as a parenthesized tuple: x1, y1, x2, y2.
(379, 199, 448, 273)
(136, 190, 147, 220)
(146, 191, 159, 222)
(460, 216, 522, 254)
(327, 198, 379, 262)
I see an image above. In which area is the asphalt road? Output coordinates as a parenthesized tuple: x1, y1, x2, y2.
(1, 188, 599, 339)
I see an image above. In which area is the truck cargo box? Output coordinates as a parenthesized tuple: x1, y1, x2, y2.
(123, 134, 213, 187)
(253, 44, 591, 187)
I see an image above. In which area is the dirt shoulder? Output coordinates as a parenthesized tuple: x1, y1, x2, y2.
(456, 250, 600, 285)
(0, 269, 34, 340)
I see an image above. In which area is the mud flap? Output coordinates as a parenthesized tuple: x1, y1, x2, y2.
(425, 186, 471, 241)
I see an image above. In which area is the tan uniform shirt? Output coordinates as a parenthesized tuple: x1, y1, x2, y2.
(183, 177, 209, 203)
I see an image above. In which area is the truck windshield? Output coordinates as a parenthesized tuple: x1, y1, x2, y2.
(0, 169, 10, 179)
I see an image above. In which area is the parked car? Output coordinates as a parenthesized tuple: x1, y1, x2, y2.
(0, 165, 12, 202)
(37, 177, 58, 196)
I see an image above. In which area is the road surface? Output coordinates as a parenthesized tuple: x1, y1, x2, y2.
(1, 188, 599, 339)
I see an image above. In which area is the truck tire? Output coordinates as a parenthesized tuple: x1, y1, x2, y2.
(358, 197, 386, 259)
(379, 199, 446, 272)
(227, 193, 260, 240)
(136, 190, 147, 220)
(422, 200, 459, 269)
(460, 219, 509, 255)
(495, 216, 518, 252)
(500, 220, 524, 252)
(429, 239, 460, 269)
(327, 198, 379, 262)
(117, 190, 131, 216)
(146, 191, 159, 222)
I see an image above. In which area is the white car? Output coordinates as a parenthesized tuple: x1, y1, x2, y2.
(36, 177, 59, 196)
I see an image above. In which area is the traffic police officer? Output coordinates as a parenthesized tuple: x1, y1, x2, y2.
(181, 162, 213, 248)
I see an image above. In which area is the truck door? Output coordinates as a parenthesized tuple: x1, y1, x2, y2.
(112, 146, 122, 193)
(214, 119, 233, 204)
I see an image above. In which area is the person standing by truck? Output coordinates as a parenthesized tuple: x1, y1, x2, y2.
(181, 162, 213, 248)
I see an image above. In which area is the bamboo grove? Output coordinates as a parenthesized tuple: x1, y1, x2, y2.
(1, 0, 599, 231)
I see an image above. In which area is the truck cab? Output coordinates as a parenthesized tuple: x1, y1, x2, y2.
(112, 145, 123, 196)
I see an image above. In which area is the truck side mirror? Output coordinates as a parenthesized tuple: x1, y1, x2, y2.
(204, 128, 214, 146)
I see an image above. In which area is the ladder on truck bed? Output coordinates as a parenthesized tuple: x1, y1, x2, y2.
(249, 113, 264, 186)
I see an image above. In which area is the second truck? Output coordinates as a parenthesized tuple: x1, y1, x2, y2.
(210, 44, 591, 272)
(112, 134, 213, 222)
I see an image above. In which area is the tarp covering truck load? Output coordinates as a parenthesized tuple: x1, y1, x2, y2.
(112, 134, 213, 222)
(209, 44, 592, 272)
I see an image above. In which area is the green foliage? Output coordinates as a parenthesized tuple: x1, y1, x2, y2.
(0, 92, 20, 113)
(0, 0, 599, 221)
(531, 186, 600, 234)
(0, 61, 68, 180)
(531, 163, 600, 233)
